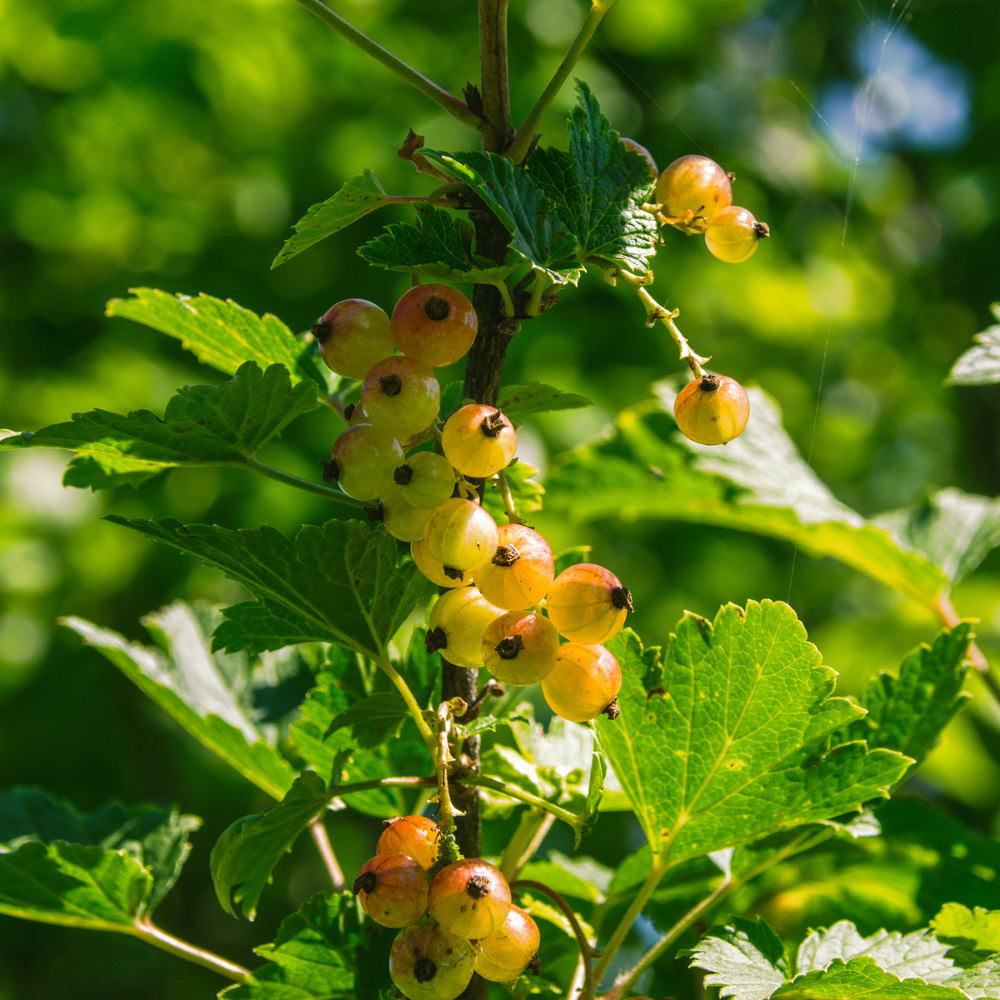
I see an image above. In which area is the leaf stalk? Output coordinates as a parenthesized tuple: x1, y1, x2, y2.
(246, 457, 367, 508)
(132, 919, 249, 981)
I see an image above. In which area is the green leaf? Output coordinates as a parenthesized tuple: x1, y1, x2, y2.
(519, 852, 613, 904)
(932, 905, 1000, 955)
(358, 202, 514, 284)
(418, 149, 581, 284)
(0, 362, 319, 490)
(947, 305, 1000, 385)
(62, 603, 296, 800)
(773, 957, 969, 1000)
(272, 169, 392, 268)
(943, 959, 1000, 999)
(875, 489, 1000, 586)
(547, 389, 948, 609)
(0, 788, 199, 930)
(482, 457, 544, 521)
(526, 81, 658, 273)
(220, 891, 394, 999)
(689, 917, 791, 1000)
(105, 517, 426, 661)
(211, 772, 329, 921)
(597, 609, 911, 866)
(324, 693, 409, 750)
(841, 623, 973, 771)
(497, 383, 594, 418)
(106, 288, 329, 386)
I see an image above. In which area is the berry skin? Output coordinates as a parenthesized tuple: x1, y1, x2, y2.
(481, 610, 559, 685)
(429, 859, 512, 940)
(381, 492, 435, 543)
(621, 138, 658, 180)
(324, 424, 404, 501)
(361, 356, 441, 439)
(442, 404, 517, 478)
(545, 563, 633, 644)
(353, 854, 429, 928)
(426, 586, 505, 669)
(673, 374, 750, 445)
(394, 451, 456, 510)
(389, 920, 476, 1000)
(474, 524, 554, 611)
(313, 299, 393, 380)
(378, 815, 441, 871)
(704, 205, 769, 263)
(655, 155, 732, 225)
(391, 283, 478, 369)
(411, 539, 473, 589)
(542, 643, 622, 723)
(424, 498, 499, 572)
(475, 905, 541, 983)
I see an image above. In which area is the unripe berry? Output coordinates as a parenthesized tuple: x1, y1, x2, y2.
(542, 643, 622, 723)
(424, 498, 499, 572)
(411, 539, 473, 589)
(621, 138, 658, 180)
(429, 859, 511, 940)
(391, 283, 478, 369)
(394, 452, 456, 510)
(426, 586, 505, 669)
(442, 404, 517, 478)
(361, 356, 441, 439)
(655, 154, 732, 224)
(673, 374, 750, 445)
(545, 563, 633, 644)
(475, 905, 541, 983)
(381, 491, 435, 542)
(324, 424, 404, 501)
(313, 299, 393, 380)
(378, 815, 441, 871)
(474, 524, 554, 611)
(389, 920, 476, 1000)
(353, 854, 429, 928)
(704, 205, 769, 263)
(481, 610, 559, 685)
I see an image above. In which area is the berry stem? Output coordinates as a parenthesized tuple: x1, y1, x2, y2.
(245, 457, 368, 508)
(615, 270, 711, 379)
(434, 703, 463, 860)
(309, 816, 345, 891)
(492, 280, 516, 318)
(504, 0, 619, 164)
(378, 653, 435, 744)
(132, 919, 250, 982)
(292, 0, 482, 128)
(495, 470, 528, 525)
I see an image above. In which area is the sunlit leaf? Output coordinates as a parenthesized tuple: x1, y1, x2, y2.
(946, 305, 1000, 385)
(497, 383, 593, 418)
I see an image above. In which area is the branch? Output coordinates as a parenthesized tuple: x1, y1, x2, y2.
(505, 0, 620, 164)
(246, 457, 367, 508)
(133, 920, 249, 982)
(309, 816, 345, 890)
(292, 0, 481, 128)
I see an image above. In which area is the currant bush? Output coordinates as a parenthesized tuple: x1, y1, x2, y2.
(361, 355, 441, 438)
(474, 905, 541, 983)
(391, 283, 478, 369)
(313, 298, 393, 379)
(473, 523, 554, 610)
(378, 815, 441, 871)
(704, 205, 770, 262)
(393, 451, 456, 509)
(655, 154, 732, 225)
(389, 920, 477, 1000)
(541, 642, 622, 723)
(545, 562, 633, 644)
(481, 609, 560, 685)
(428, 859, 512, 939)
(353, 854, 430, 928)
(424, 498, 499, 572)
(324, 423, 404, 500)
(442, 404, 517, 478)
(426, 585, 505, 668)
(674, 374, 750, 445)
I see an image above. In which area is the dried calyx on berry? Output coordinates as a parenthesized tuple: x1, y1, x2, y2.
(425, 627, 448, 653)
(495, 634, 524, 659)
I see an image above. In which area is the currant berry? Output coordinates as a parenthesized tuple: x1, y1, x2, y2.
(312, 299, 393, 380)
(475, 905, 541, 983)
(389, 920, 476, 1000)
(391, 283, 478, 369)
(323, 424, 404, 500)
(621, 138, 658, 180)
(542, 643, 622, 723)
(361, 356, 441, 439)
(474, 524, 554, 610)
(411, 539, 473, 589)
(481, 610, 559, 685)
(381, 491, 436, 542)
(378, 815, 441, 871)
(429, 859, 511, 940)
(673, 374, 750, 445)
(394, 452, 456, 510)
(704, 205, 770, 263)
(442, 404, 517, 478)
(426, 586, 505, 669)
(424, 498, 499, 572)
(353, 854, 429, 928)
(545, 563, 633, 644)
(655, 154, 732, 224)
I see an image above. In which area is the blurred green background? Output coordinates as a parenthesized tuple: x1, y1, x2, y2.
(1, 0, 999, 995)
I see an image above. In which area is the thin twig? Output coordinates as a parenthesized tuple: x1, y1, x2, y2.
(309, 816, 345, 891)
(133, 920, 249, 982)
(293, 0, 481, 128)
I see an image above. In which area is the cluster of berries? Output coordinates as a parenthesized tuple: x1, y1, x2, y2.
(355, 815, 541, 998)
(316, 284, 632, 722)
(624, 142, 769, 264)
